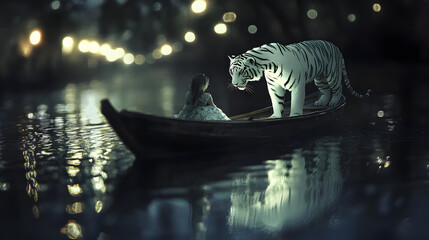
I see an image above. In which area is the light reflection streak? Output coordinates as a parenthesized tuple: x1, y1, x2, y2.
(92, 176, 106, 193)
(80, 89, 105, 125)
(228, 141, 342, 232)
(193, 194, 210, 240)
(22, 144, 40, 203)
(15, 79, 133, 238)
(376, 156, 391, 173)
(61, 220, 83, 239)
(32, 205, 40, 218)
(68, 184, 83, 196)
(66, 202, 84, 214)
(17, 102, 54, 216)
(19, 40, 32, 57)
(161, 85, 174, 115)
(67, 159, 82, 166)
(95, 200, 103, 213)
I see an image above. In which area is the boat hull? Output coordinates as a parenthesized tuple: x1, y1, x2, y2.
(101, 95, 345, 159)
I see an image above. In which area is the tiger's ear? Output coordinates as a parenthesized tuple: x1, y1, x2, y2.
(228, 55, 235, 61)
(246, 57, 256, 65)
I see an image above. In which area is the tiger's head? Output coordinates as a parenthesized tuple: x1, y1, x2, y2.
(229, 55, 263, 90)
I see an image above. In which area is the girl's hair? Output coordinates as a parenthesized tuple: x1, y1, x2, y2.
(189, 73, 209, 106)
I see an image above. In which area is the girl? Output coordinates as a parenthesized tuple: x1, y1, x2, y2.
(175, 73, 230, 120)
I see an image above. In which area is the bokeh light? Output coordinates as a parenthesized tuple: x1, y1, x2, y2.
(347, 14, 357, 22)
(373, 3, 381, 12)
(307, 9, 318, 20)
(78, 40, 90, 53)
(99, 43, 111, 56)
(214, 23, 227, 34)
(20, 42, 32, 57)
(134, 54, 145, 65)
(0, 182, 10, 191)
(89, 41, 100, 54)
(51, 0, 60, 10)
(153, 2, 162, 11)
(152, 49, 162, 59)
(184, 31, 196, 43)
(172, 42, 183, 52)
(62, 36, 74, 53)
(377, 110, 385, 118)
(123, 53, 135, 65)
(248, 25, 258, 34)
(106, 53, 117, 62)
(191, 0, 207, 14)
(114, 48, 125, 58)
(105, 47, 125, 62)
(160, 44, 173, 55)
(29, 29, 42, 46)
(223, 12, 237, 22)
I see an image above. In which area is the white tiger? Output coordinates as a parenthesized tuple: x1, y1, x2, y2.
(229, 40, 371, 117)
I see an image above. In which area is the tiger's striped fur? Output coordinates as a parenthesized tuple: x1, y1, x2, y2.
(229, 40, 371, 117)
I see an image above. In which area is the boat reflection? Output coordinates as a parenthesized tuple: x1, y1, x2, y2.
(228, 139, 342, 233)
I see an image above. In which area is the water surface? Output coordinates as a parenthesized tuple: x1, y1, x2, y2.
(1, 67, 428, 240)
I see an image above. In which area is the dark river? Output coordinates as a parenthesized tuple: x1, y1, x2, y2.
(1, 65, 428, 240)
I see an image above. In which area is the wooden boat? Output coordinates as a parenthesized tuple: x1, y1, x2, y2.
(101, 92, 345, 159)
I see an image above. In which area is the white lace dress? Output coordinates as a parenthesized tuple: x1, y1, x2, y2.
(175, 92, 230, 121)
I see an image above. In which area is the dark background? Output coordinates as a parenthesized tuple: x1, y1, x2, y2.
(1, 1, 429, 240)
(0, 0, 428, 118)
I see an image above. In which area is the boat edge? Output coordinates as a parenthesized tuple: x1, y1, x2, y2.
(100, 99, 141, 157)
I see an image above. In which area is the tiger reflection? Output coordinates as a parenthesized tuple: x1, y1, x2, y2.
(228, 139, 342, 232)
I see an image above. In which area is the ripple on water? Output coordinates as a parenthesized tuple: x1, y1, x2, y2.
(1, 77, 429, 240)
(0, 82, 135, 239)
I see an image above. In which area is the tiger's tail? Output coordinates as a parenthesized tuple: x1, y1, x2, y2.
(341, 57, 372, 98)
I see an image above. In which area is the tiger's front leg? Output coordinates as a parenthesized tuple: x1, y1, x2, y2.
(290, 81, 305, 116)
(266, 78, 285, 118)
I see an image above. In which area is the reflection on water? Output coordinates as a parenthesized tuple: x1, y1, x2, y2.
(104, 137, 345, 240)
(228, 139, 342, 233)
(14, 81, 134, 239)
(60, 220, 83, 240)
(1, 66, 429, 239)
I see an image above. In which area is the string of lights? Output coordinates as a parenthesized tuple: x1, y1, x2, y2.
(21, 1, 384, 67)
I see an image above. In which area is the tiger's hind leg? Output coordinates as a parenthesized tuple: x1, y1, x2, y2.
(314, 77, 331, 106)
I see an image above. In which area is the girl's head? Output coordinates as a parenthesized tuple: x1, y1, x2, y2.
(190, 73, 209, 105)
